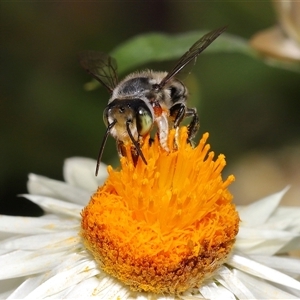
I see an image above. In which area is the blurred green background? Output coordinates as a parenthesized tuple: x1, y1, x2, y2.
(1, 2, 300, 215)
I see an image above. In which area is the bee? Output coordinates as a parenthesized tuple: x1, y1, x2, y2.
(79, 26, 226, 175)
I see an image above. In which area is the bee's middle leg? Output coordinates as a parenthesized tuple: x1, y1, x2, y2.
(170, 104, 199, 141)
(185, 107, 199, 141)
(170, 103, 186, 128)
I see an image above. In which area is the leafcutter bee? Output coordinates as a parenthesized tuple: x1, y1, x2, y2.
(79, 26, 226, 175)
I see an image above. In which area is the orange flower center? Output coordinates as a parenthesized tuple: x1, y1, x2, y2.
(81, 127, 239, 294)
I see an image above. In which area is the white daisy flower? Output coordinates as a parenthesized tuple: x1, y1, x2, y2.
(1, 128, 300, 299)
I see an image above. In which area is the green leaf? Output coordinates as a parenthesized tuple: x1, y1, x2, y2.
(84, 29, 299, 91)
(111, 30, 255, 74)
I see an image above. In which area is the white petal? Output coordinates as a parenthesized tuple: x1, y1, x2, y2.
(249, 255, 300, 276)
(0, 230, 79, 250)
(62, 276, 103, 298)
(63, 157, 108, 191)
(91, 274, 128, 298)
(228, 254, 300, 291)
(22, 194, 82, 218)
(237, 227, 298, 240)
(278, 236, 300, 254)
(7, 275, 47, 299)
(199, 281, 236, 300)
(267, 206, 300, 232)
(24, 260, 100, 299)
(181, 290, 205, 300)
(0, 277, 25, 299)
(216, 265, 255, 299)
(236, 227, 299, 255)
(44, 286, 74, 299)
(0, 250, 69, 279)
(65, 273, 131, 299)
(7, 253, 89, 298)
(237, 186, 289, 227)
(130, 291, 176, 300)
(0, 232, 14, 240)
(234, 269, 299, 299)
(235, 238, 300, 256)
(27, 173, 91, 206)
(0, 214, 78, 234)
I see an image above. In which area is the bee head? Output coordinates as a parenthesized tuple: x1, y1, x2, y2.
(94, 99, 153, 176)
(103, 99, 154, 140)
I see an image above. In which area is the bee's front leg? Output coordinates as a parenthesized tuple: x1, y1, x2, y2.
(117, 140, 141, 166)
(155, 112, 170, 152)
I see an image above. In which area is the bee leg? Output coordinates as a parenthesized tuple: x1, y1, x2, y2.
(117, 140, 140, 166)
(170, 103, 186, 149)
(130, 146, 140, 166)
(170, 103, 186, 128)
(117, 140, 126, 157)
(148, 137, 155, 146)
(155, 112, 170, 152)
(185, 107, 200, 142)
(170, 104, 199, 143)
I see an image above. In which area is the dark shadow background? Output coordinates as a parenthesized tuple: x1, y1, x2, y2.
(1, 2, 300, 216)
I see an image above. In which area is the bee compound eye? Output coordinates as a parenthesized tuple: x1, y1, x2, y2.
(137, 107, 153, 136)
(103, 108, 109, 127)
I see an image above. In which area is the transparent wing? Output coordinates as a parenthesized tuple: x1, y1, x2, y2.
(78, 51, 118, 93)
(159, 26, 227, 87)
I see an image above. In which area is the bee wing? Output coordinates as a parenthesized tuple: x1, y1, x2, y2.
(78, 51, 118, 93)
(159, 26, 227, 87)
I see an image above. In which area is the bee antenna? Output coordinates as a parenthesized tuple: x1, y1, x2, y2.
(95, 120, 117, 176)
(126, 121, 147, 165)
